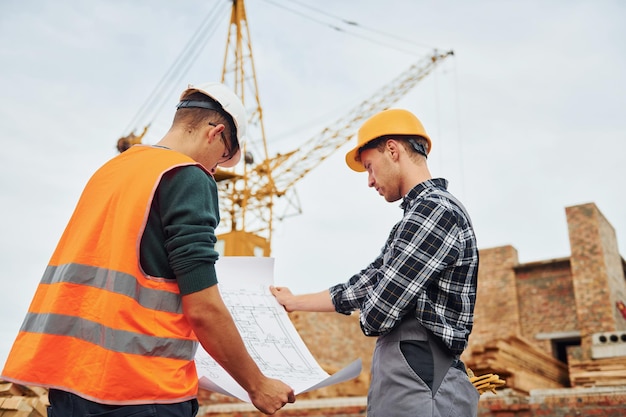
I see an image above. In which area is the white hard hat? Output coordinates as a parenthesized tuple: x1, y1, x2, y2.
(179, 82, 248, 167)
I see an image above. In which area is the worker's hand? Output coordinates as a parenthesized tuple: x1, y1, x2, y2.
(248, 377, 296, 415)
(270, 286, 295, 312)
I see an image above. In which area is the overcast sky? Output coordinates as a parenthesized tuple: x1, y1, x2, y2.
(1, 0, 625, 366)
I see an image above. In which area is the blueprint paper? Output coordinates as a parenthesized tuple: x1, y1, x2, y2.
(194, 256, 362, 402)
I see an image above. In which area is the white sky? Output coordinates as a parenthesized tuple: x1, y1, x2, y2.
(1, 0, 625, 366)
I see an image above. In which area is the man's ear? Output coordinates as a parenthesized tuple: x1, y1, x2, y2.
(207, 123, 225, 144)
(386, 139, 400, 161)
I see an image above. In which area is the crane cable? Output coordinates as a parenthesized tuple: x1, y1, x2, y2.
(121, 1, 230, 136)
(259, 0, 438, 55)
(256, 1, 465, 203)
(257, 0, 454, 146)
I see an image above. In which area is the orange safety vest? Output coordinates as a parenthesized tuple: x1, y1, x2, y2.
(2, 145, 210, 405)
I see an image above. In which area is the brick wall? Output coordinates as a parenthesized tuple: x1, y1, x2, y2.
(566, 203, 626, 360)
(587, 204, 626, 330)
(467, 245, 521, 353)
(200, 397, 367, 417)
(515, 259, 577, 353)
(285, 311, 374, 398)
(478, 387, 626, 417)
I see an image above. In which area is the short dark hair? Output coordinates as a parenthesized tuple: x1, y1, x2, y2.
(356, 135, 428, 162)
(173, 92, 239, 156)
(174, 92, 228, 126)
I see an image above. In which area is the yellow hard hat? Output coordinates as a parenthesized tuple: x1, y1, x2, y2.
(345, 109, 431, 172)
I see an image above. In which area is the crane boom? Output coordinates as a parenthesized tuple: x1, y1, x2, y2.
(270, 51, 453, 194)
(215, 50, 454, 255)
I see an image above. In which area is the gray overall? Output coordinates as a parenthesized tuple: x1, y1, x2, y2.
(367, 316, 479, 417)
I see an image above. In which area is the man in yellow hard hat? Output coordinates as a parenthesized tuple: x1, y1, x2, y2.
(271, 108, 479, 416)
(3, 82, 295, 416)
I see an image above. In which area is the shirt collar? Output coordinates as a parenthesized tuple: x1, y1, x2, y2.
(400, 178, 449, 211)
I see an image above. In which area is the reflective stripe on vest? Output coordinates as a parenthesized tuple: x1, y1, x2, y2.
(41, 264, 183, 314)
(21, 312, 196, 360)
(2, 146, 211, 404)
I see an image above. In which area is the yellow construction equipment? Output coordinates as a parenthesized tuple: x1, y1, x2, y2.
(117, 0, 453, 256)
(116, 126, 149, 153)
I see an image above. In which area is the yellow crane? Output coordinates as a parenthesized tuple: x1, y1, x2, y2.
(117, 0, 453, 257)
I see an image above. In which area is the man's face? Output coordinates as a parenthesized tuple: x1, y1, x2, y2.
(359, 144, 402, 203)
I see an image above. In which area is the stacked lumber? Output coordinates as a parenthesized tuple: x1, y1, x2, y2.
(464, 335, 568, 393)
(569, 356, 626, 388)
(0, 381, 48, 417)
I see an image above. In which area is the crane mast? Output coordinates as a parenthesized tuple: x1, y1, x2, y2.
(216, 0, 278, 256)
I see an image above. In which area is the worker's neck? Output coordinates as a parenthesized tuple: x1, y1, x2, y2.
(401, 165, 432, 197)
(156, 130, 194, 156)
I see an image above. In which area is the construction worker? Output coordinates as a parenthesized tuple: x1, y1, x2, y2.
(271, 109, 479, 416)
(2, 82, 295, 416)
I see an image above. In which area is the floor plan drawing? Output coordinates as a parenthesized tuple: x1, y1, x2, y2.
(195, 257, 361, 402)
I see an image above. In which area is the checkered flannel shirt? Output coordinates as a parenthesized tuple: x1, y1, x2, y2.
(329, 178, 478, 355)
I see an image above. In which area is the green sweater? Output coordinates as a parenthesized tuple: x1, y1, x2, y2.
(140, 165, 220, 295)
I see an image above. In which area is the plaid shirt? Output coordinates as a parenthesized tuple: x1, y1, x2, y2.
(330, 178, 478, 355)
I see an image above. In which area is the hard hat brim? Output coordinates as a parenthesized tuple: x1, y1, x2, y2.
(217, 148, 241, 168)
(345, 145, 366, 172)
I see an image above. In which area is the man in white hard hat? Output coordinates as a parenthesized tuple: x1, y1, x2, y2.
(271, 109, 479, 416)
(2, 82, 295, 416)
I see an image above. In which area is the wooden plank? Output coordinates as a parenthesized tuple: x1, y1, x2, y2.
(0, 384, 24, 398)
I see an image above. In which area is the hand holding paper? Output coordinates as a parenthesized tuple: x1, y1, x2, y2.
(195, 257, 361, 402)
